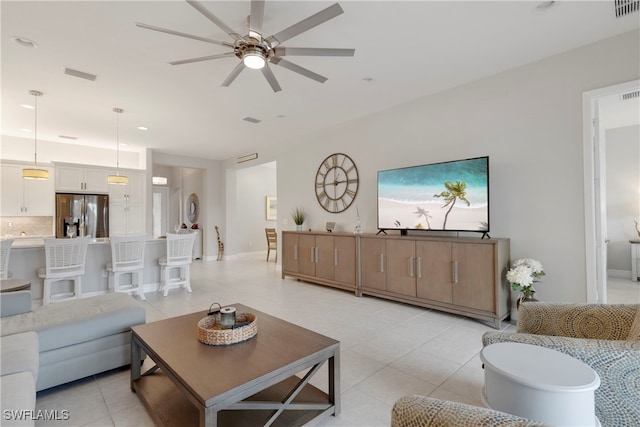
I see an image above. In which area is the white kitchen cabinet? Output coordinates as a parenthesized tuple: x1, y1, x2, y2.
(109, 170, 145, 235)
(55, 164, 109, 193)
(108, 170, 145, 203)
(1, 162, 54, 216)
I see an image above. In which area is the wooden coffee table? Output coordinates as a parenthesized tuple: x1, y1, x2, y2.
(130, 303, 340, 427)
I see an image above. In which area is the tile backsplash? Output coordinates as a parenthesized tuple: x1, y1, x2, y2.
(1, 216, 54, 238)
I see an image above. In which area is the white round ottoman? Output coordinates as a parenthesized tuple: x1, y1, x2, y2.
(480, 342, 601, 426)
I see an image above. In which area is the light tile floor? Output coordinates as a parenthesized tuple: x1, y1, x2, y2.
(33, 255, 639, 427)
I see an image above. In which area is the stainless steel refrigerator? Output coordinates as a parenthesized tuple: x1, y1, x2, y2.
(55, 193, 109, 238)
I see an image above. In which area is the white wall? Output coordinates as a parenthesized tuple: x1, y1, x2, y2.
(260, 29, 639, 304)
(0, 135, 142, 169)
(606, 125, 640, 273)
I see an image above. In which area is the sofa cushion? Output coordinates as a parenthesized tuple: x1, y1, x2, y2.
(629, 307, 640, 341)
(0, 372, 36, 427)
(0, 291, 32, 319)
(0, 293, 145, 352)
(0, 332, 38, 382)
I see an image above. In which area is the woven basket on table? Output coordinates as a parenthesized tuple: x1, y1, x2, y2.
(197, 312, 257, 346)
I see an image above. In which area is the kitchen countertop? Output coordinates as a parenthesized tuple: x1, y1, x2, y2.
(8, 237, 165, 249)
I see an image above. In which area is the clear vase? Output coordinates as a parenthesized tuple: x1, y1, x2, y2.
(296, 224, 303, 232)
(516, 291, 538, 310)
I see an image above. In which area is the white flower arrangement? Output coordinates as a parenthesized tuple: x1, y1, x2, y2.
(506, 258, 545, 295)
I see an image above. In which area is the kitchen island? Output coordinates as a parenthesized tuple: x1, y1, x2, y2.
(8, 237, 168, 304)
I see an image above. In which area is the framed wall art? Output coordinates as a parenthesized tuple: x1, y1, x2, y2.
(266, 196, 277, 220)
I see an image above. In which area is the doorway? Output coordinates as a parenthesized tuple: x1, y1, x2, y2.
(583, 79, 640, 303)
(152, 186, 169, 238)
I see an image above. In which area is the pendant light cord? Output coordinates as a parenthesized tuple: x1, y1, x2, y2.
(113, 107, 124, 175)
(30, 90, 43, 167)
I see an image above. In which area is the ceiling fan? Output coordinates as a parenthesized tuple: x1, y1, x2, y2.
(136, 0, 355, 92)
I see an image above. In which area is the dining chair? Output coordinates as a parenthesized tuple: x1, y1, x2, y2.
(158, 232, 196, 296)
(38, 236, 89, 304)
(265, 228, 277, 262)
(0, 238, 13, 279)
(107, 234, 147, 300)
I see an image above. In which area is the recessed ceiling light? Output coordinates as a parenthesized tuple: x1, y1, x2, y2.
(119, 143, 129, 147)
(11, 36, 37, 48)
(20, 128, 32, 132)
(137, 126, 148, 131)
(20, 104, 34, 109)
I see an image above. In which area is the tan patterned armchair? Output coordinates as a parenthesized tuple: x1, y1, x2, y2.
(391, 396, 546, 427)
(391, 303, 640, 427)
(483, 302, 640, 427)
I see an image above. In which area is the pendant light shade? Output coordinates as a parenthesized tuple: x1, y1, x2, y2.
(152, 162, 167, 185)
(107, 107, 128, 185)
(22, 90, 49, 180)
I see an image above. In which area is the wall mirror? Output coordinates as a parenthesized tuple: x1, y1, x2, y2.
(186, 193, 199, 223)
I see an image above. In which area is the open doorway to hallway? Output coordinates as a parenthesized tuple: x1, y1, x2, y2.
(225, 161, 277, 259)
(584, 79, 640, 303)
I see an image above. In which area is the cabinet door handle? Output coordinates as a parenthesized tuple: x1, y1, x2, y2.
(294, 245, 298, 260)
(315, 247, 319, 263)
(452, 261, 459, 284)
(334, 249, 338, 266)
(417, 257, 422, 278)
(408, 257, 414, 277)
(310, 247, 315, 263)
(379, 254, 385, 273)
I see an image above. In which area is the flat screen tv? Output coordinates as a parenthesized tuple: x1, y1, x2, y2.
(377, 156, 489, 235)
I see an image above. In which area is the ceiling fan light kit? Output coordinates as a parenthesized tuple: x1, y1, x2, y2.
(137, 0, 355, 92)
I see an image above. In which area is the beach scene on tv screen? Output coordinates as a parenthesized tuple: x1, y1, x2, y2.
(378, 157, 489, 231)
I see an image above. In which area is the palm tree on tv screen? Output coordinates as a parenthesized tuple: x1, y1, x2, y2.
(434, 181, 470, 229)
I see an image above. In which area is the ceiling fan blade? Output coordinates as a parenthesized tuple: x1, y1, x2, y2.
(266, 3, 344, 46)
(274, 47, 355, 57)
(261, 64, 282, 92)
(221, 62, 246, 87)
(135, 22, 233, 47)
(249, 0, 265, 35)
(186, 0, 243, 42)
(271, 57, 327, 84)
(169, 52, 236, 66)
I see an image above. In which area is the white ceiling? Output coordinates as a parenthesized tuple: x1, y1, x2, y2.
(2, 1, 639, 161)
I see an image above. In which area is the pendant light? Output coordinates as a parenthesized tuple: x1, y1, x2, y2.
(22, 90, 49, 180)
(107, 107, 128, 185)
(152, 162, 167, 185)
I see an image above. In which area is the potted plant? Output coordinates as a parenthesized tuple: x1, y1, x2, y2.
(506, 258, 545, 309)
(291, 207, 306, 231)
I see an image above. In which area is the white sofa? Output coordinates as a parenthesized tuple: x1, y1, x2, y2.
(0, 331, 38, 426)
(0, 291, 146, 425)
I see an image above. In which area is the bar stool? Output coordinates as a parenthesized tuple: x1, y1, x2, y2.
(0, 238, 13, 279)
(38, 237, 89, 304)
(158, 232, 196, 296)
(107, 234, 147, 300)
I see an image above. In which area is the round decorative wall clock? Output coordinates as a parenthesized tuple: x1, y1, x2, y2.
(315, 153, 359, 213)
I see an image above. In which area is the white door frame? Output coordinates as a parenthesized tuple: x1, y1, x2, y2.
(583, 79, 640, 303)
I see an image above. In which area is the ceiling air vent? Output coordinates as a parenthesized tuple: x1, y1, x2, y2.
(614, 0, 639, 17)
(58, 135, 78, 140)
(237, 153, 258, 163)
(242, 116, 261, 124)
(64, 67, 97, 81)
(621, 90, 640, 100)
